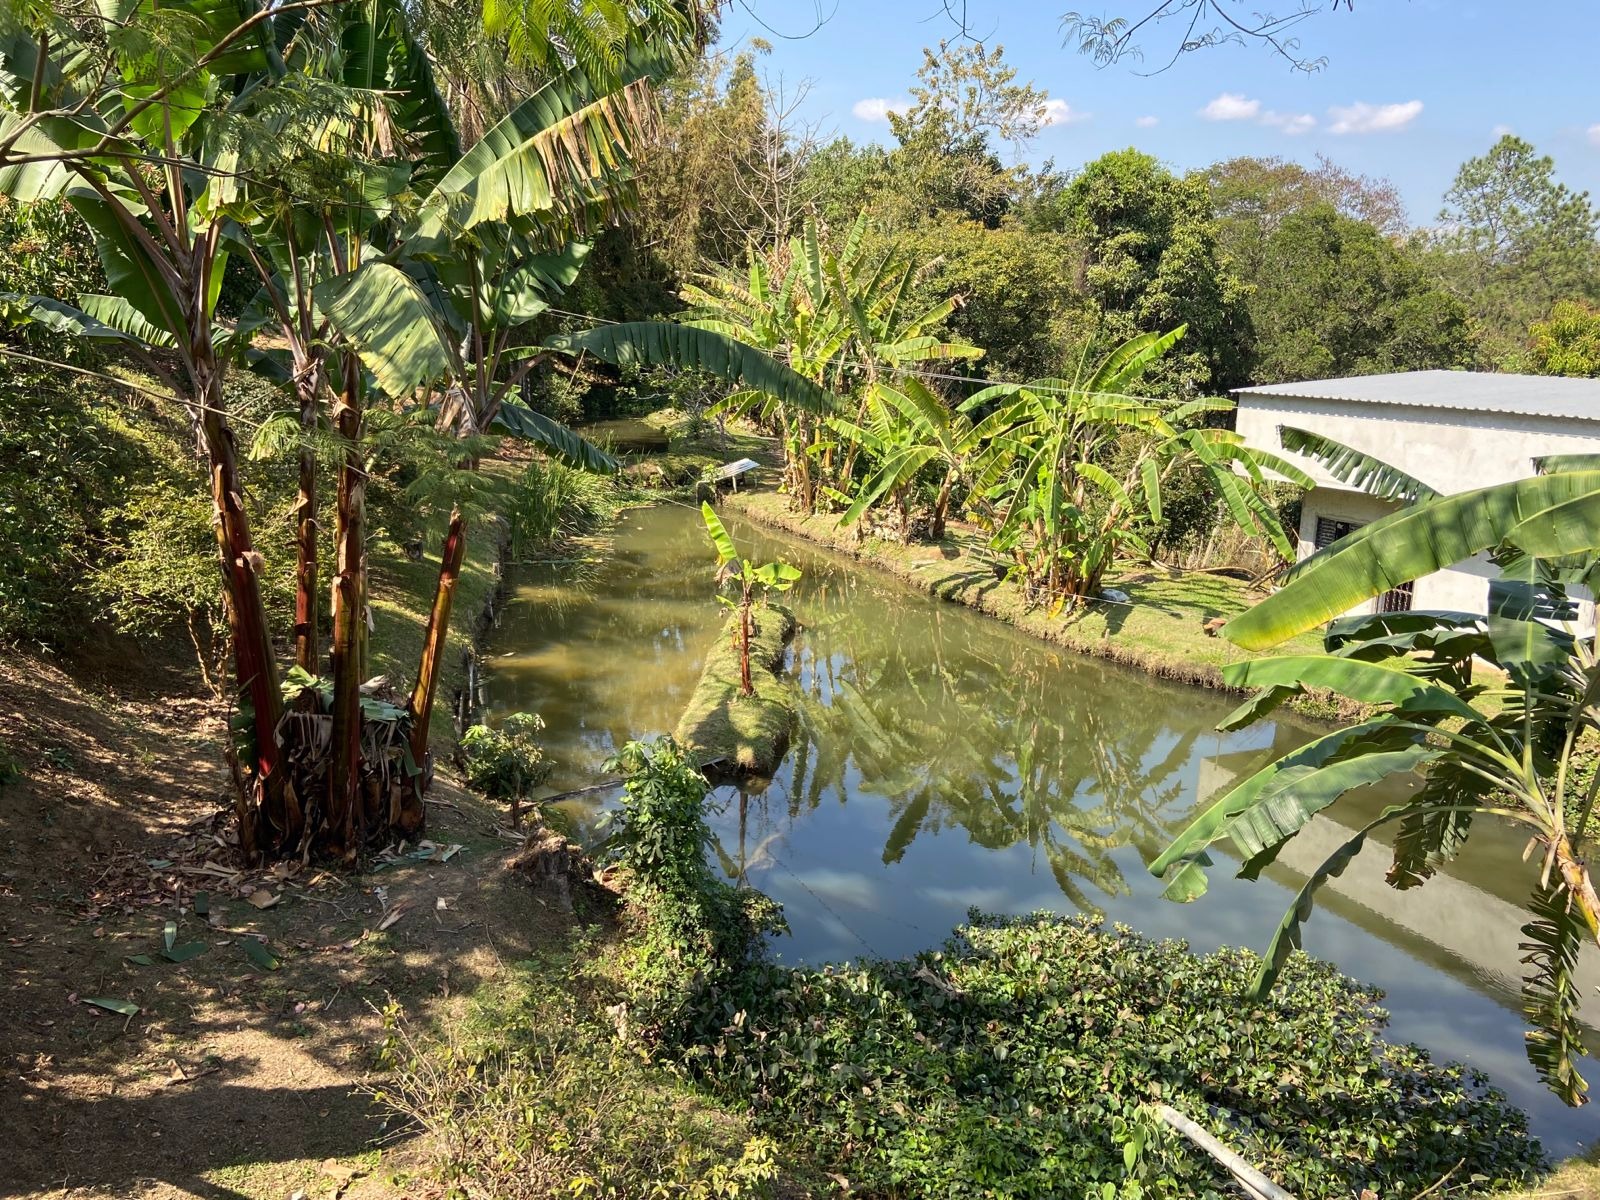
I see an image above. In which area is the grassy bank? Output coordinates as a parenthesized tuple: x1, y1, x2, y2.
(723, 489, 1348, 707)
(674, 603, 798, 773)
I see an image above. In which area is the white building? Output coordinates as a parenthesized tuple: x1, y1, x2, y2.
(1233, 370, 1600, 620)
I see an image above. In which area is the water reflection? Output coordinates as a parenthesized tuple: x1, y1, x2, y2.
(483, 502, 1598, 1153)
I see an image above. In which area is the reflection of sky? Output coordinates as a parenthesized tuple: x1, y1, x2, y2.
(486, 504, 1599, 1157)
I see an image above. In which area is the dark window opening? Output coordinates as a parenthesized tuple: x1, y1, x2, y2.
(1315, 516, 1360, 548)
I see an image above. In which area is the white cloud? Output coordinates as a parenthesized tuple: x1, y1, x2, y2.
(851, 97, 907, 123)
(1587, 123, 1600, 148)
(1200, 92, 1261, 121)
(1492, 123, 1515, 138)
(1262, 110, 1316, 135)
(1135, 115, 1159, 128)
(1040, 98, 1089, 127)
(1327, 99, 1423, 135)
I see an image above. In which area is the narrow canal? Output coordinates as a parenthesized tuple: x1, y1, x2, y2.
(483, 501, 1598, 1153)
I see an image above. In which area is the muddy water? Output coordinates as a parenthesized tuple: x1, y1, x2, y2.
(483, 502, 1598, 1153)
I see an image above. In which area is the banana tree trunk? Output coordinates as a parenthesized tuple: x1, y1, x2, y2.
(931, 471, 955, 541)
(327, 355, 367, 860)
(405, 505, 466, 829)
(292, 369, 320, 673)
(739, 590, 754, 697)
(195, 361, 289, 862)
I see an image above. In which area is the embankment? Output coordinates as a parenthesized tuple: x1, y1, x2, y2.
(674, 602, 799, 774)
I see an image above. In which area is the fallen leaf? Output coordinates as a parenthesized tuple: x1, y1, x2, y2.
(193, 892, 209, 916)
(163, 920, 177, 952)
(162, 942, 208, 964)
(240, 939, 280, 971)
(376, 905, 407, 932)
(124, 954, 155, 966)
(246, 890, 280, 910)
(82, 996, 140, 1017)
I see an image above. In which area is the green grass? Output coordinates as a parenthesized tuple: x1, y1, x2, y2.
(674, 603, 798, 773)
(724, 491, 1358, 713)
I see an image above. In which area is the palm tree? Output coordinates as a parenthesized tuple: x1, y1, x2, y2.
(1151, 435, 1600, 1106)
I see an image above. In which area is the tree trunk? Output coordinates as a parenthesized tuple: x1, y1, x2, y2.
(195, 363, 289, 862)
(327, 355, 367, 860)
(292, 370, 320, 674)
(404, 506, 467, 832)
(739, 590, 754, 697)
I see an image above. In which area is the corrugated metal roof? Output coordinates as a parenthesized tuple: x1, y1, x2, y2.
(1235, 370, 1600, 423)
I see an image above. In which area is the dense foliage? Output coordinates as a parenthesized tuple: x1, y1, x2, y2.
(663, 911, 1543, 1199)
(602, 738, 784, 1016)
(1159, 437, 1600, 1106)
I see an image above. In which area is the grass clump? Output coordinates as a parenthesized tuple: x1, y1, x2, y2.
(674, 604, 797, 774)
(375, 955, 784, 1200)
(665, 912, 1546, 1200)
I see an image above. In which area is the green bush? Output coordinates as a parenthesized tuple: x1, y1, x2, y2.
(460, 712, 553, 825)
(602, 738, 784, 1014)
(669, 912, 1545, 1200)
(506, 459, 615, 558)
(0, 374, 189, 644)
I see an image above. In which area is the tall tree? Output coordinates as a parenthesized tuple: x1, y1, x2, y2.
(1429, 135, 1600, 366)
(1248, 204, 1473, 384)
(1205, 154, 1407, 280)
(1515, 299, 1600, 378)
(1045, 149, 1251, 398)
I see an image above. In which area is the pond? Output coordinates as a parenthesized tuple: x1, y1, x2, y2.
(483, 502, 1599, 1154)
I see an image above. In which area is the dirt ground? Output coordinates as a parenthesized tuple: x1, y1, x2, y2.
(0, 640, 583, 1200)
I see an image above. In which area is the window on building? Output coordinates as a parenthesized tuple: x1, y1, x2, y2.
(1377, 581, 1415, 613)
(1314, 516, 1360, 549)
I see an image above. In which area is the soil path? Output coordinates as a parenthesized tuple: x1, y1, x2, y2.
(0, 646, 577, 1199)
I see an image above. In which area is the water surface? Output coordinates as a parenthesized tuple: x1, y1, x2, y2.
(484, 502, 1599, 1153)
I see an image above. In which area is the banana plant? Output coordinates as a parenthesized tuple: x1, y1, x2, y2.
(679, 213, 981, 512)
(1150, 434, 1600, 1106)
(969, 328, 1312, 604)
(700, 502, 801, 696)
(834, 376, 987, 539)
(0, 0, 310, 845)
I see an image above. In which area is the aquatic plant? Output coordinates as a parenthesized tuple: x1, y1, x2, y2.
(669, 911, 1545, 1200)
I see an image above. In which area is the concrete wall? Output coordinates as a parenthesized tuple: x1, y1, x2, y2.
(1235, 393, 1600, 494)
(1239, 394, 1600, 627)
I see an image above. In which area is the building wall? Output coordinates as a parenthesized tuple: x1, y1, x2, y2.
(1238, 395, 1600, 630)
(1297, 486, 1518, 618)
(1234, 394, 1600, 494)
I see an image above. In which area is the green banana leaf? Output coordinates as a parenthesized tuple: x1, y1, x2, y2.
(491, 399, 616, 474)
(1225, 470, 1600, 650)
(313, 262, 452, 398)
(546, 322, 840, 416)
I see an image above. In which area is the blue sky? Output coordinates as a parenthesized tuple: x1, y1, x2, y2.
(715, 1, 1600, 225)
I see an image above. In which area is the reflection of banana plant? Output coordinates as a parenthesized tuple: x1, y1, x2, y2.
(701, 503, 801, 696)
(783, 597, 1204, 906)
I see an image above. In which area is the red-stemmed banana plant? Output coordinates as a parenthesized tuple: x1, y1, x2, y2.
(0, 2, 300, 855)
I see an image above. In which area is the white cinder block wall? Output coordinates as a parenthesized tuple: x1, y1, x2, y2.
(1234, 389, 1600, 632)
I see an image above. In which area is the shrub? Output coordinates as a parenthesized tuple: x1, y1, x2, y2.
(375, 960, 785, 1199)
(669, 912, 1546, 1200)
(601, 738, 784, 1016)
(506, 459, 615, 558)
(460, 712, 553, 827)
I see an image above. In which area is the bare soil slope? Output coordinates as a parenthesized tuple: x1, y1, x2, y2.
(0, 645, 579, 1199)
